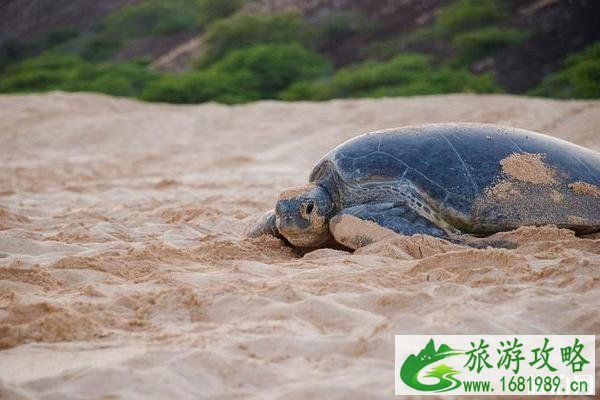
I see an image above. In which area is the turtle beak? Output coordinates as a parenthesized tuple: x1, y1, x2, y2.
(275, 199, 310, 233)
(277, 213, 309, 234)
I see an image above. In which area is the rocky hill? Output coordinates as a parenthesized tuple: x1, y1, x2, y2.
(0, 0, 139, 40)
(0, 0, 598, 97)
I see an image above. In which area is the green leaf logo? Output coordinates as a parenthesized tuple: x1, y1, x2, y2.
(400, 339, 464, 392)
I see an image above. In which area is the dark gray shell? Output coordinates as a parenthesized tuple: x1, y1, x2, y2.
(309, 123, 600, 234)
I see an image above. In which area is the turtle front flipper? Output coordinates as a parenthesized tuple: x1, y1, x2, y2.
(249, 209, 283, 239)
(329, 203, 447, 249)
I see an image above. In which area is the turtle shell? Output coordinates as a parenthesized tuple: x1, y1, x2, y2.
(309, 123, 600, 234)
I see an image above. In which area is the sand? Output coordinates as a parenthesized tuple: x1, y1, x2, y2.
(499, 152, 557, 184)
(569, 181, 600, 198)
(0, 92, 599, 399)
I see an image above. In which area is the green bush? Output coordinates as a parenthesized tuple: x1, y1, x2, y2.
(358, 68, 500, 97)
(362, 38, 403, 60)
(141, 69, 257, 103)
(81, 36, 124, 62)
(315, 10, 375, 48)
(101, 0, 201, 38)
(436, 0, 508, 35)
(0, 29, 80, 71)
(72, 62, 161, 96)
(281, 53, 501, 100)
(0, 54, 83, 92)
(279, 80, 336, 101)
(213, 43, 331, 98)
(143, 43, 331, 103)
(78, 0, 203, 62)
(198, 13, 316, 66)
(530, 42, 600, 99)
(197, 0, 246, 25)
(0, 39, 37, 71)
(396, 0, 509, 48)
(364, 0, 516, 61)
(43, 28, 80, 47)
(329, 53, 432, 95)
(452, 27, 529, 65)
(0, 53, 160, 97)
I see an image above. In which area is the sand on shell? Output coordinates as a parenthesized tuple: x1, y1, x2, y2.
(0, 92, 599, 399)
(569, 181, 600, 198)
(499, 152, 557, 184)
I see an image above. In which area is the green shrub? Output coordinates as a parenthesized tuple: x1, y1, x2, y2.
(530, 42, 600, 99)
(0, 28, 81, 71)
(198, 13, 315, 66)
(76, 0, 204, 61)
(102, 0, 201, 38)
(197, 0, 246, 25)
(0, 53, 160, 97)
(0, 39, 37, 71)
(436, 0, 508, 36)
(452, 27, 529, 65)
(362, 38, 403, 60)
(397, 0, 510, 48)
(43, 28, 80, 47)
(81, 35, 124, 62)
(315, 10, 375, 48)
(279, 80, 337, 101)
(329, 53, 432, 95)
(72, 62, 161, 96)
(386, 0, 520, 63)
(281, 53, 501, 100)
(213, 43, 331, 98)
(0, 53, 80, 91)
(143, 43, 331, 103)
(358, 68, 500, 97)
(141, 69, 257, 104)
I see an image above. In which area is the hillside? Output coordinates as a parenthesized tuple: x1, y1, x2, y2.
(245, 0, 600, 92)
(0, 0, 599, 101)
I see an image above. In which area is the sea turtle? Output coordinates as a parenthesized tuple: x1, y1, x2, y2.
(250, 123, 600, 249)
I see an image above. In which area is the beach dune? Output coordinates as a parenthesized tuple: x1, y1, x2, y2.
(0, 92, 599, 399)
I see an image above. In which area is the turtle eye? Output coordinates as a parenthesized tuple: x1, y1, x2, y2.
(306, 202, 314, 215)
(301, 201, 314, 219)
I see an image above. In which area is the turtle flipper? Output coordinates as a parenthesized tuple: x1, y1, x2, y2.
(329, 203, 447, 249)
(341, 203, 447, 237)
(249, 209, 283, 239)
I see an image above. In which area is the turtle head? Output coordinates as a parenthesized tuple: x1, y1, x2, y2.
(275, 184, 334, 247)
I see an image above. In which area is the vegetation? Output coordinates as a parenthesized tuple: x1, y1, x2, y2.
(81, 36, 124, 62)
(75, 0, 205, 62)
(315, 11, 376, 48)
(436, 0, 508, 35)
(0, 53, 160, 97)
(198, 13, 315, 66)
(197, 0, 247, 25)
(101, 0, 201, 38)
(282, 53, 500, 100)
(0, 0, 596, 103)
(141, 69, 253, 104)
(452, 27, 529, 65)
(213, 44, 331, 98)
(530, 43, 600, 99)
(43, 28, 80, 47)
(0, 39, 37, 72)
(373, 0, 528, 67)
(143, 43, 331, 103)
(0, 28, 80, 71)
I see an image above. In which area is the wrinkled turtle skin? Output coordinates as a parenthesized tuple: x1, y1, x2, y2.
(251, 123, 600, 248)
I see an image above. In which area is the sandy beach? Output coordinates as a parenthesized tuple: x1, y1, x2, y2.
(0, 92, 599, 399)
